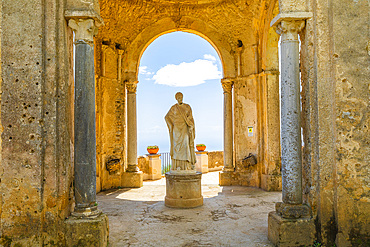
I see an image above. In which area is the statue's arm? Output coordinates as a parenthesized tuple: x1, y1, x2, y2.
(185, 104, 195, 127)
(185, 104, 195, 139)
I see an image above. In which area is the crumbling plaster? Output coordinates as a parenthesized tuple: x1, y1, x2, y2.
(300, 0, 370, 245)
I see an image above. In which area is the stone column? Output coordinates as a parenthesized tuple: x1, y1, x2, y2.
(222, 78, 234, 172)
(126, 81, 139, 172)
(279, 20, 304, 205)
(122, 81, 143, 187)
(274, 19, 310, 217)
(68, 19, 100, 217)
(268, 13, 314, 247)
(221, 79, 234, 172)
(219, 78, 234, 186)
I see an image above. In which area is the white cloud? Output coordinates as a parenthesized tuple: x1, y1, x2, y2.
(203, 54, 217, 61)
(152, 58, 222, 87)
(138, 125, 162, 134)
(139, 66, 154, 75)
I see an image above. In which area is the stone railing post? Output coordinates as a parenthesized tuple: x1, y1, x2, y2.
(195, 151, 209, 173)
(68, 18, 100, 217)
(122, 81, 143, 187)
(268, 12, 315, 247)
(148, 154, 162, 180)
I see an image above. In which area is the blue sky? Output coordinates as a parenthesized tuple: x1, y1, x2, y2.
(137, 31, 223, 155)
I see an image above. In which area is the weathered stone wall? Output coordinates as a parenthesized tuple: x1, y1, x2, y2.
(331, 1, 370, 244)
(96, 44, 126, 192)
(301, 0, 370, 245)
(258, 2, 282, 191)
(207, 151, 223, 171)
(0, 0, 73, 245)
(137, 155, 150, 180)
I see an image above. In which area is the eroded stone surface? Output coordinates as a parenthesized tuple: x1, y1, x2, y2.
(98, 172, 281, 246)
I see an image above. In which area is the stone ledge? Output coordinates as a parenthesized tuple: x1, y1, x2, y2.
(65, 213, 109, 247)
(268, 211, 315, 247)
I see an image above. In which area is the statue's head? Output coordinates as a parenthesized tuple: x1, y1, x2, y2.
(175, 92, 183, 104)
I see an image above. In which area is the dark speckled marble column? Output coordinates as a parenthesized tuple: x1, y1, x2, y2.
(69, 19, 99, 217)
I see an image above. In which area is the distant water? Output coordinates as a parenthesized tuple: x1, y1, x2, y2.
(138, 141, 222, 156)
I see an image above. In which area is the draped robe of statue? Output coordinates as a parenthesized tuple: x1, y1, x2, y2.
(165, 102, 196, 172)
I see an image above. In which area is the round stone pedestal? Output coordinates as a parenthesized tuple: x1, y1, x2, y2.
(165, 172, 203, 208)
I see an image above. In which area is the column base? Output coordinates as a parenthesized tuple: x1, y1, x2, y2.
(165, 172, 203, 208)
(72, 206, 100, 218)
(121, 171, 143, 188)
(261, 174, 282, 191)
(219, 171, 238, 186)
(65, 213, 109, 247)
(268, 211, 315, 247)
(276, 202, 311, 219)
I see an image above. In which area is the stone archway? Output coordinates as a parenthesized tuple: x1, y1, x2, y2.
(96, 18, 238, 190)
(94, 0, 282, 192)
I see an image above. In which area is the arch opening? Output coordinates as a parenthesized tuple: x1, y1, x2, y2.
(137, 31, 224, 166)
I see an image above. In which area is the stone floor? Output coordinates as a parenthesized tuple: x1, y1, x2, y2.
(97, 171, 281, 247)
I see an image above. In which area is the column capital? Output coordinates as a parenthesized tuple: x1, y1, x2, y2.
(126, 81, 138, 94)
(276, 20, 305, 41)
(270, 12, 312, 41)
(221, 78, 234, 94)
(68, 18, 99, 43)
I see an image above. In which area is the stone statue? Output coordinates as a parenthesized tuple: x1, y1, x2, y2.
(165, 92, 196, 173)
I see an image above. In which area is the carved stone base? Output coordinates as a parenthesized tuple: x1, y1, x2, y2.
(219, 170, 259, 187)
(276, 202, 311, 219)
(165, 172, 203, 208)
(72, 206, 100, 218)
(261, 174, 282, 191)
(121, 171, 143, 188)
(268, 212, 315, 247)
(219, 171, 237, 186)
(65, 213, 109, 247)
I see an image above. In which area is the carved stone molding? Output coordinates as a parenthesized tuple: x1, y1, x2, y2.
(68, 19, 99, 43)
(276, 20, 305, 41)
(221, 79, 234, 94)
(126, 81, 138, 94)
